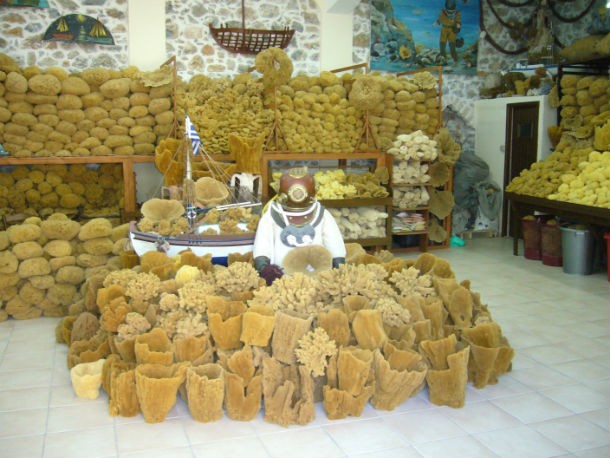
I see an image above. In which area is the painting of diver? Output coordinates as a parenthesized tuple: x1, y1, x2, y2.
(370, 0, 480, 75)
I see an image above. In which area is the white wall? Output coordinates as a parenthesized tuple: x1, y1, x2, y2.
(315, 0, 362, 71)
(474, 95, 555, 229)
(128, 0, 166, 71)
(128, 0, 167, 201)
(474, 95, 554, 185)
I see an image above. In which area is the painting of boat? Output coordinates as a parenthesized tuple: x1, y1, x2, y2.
(129, 115, 261, 263)
(0, 0, 48, 7)
(48, 17, 73, 40)
(43, 14, 114, 45)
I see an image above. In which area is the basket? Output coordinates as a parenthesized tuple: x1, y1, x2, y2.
(541, 222, 562, 266)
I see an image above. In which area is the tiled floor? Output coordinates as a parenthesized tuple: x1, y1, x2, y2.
(0, 237, 608, 458)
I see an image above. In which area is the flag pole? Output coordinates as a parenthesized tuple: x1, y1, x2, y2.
(184, 114, 197, 229)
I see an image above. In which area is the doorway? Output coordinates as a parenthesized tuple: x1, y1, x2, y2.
(502, 101, 539, 236)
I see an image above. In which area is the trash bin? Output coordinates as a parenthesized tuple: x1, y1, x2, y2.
(604, 232, 610, 281)
(560, 225, 594, 275)
(541, 221, 562, 266)
(522, 216, 542, 260)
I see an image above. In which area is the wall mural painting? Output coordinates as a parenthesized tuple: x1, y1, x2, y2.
(370, 0, 480, 75)
(0, 0, 48, 6)
(43, 14, 115, 45)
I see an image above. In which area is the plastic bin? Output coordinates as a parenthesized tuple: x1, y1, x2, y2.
(604, 232, 610, 281)
(522, 216, 542, 260)
(560, 225, 594, 275)
(541, 222, 562, 266)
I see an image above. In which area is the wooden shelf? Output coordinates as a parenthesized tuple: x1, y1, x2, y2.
(505, 191, 610, 256)
(261, 150, 388, 201)
(0, 155, 156, 221)
(393, 206, 429, 211)
(393, 230, 428, 236)
(344, 237, 390, 248)
(321, 197, 392, 208)
(393, 182, 430, 187)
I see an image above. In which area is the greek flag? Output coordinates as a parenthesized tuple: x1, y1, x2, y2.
(185, 114, 202, 156)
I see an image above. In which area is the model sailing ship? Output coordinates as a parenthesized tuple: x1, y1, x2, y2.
(129, 116, 261, 261)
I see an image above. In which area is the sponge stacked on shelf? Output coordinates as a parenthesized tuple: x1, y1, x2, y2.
(0, 54, 173, 157)
(506, 72, 610, 208)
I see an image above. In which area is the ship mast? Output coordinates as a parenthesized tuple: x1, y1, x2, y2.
(183, 130, 197, 229)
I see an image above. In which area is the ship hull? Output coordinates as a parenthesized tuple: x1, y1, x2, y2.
(129, 221, 254, 262)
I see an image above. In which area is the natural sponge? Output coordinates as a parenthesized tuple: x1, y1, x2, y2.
(79, 218, 113, 241)
(71, 359, 106, 399)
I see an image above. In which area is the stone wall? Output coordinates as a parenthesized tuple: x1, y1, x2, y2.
(0, 0, 129, 71)
(165, 0, 322, 79)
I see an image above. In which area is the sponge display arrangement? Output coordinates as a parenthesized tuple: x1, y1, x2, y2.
(57, 249, 514, 425)
(506, 73, 610, 208)
(0, 214, 130, 320)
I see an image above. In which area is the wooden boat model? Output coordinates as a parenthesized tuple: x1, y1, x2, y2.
(129, 220, 256, 259)
(209, 0, 294, 54)
(129, 116, 260, 263)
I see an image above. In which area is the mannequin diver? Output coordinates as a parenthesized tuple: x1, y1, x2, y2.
(253, 167, 346, 284)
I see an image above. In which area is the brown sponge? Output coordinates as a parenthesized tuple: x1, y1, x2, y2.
(334, 346, 374, 396)
(262, 357, 315, 426)
(342, 295, 370, 320)
(67, 332, 110, 369)
(104, 355, 139, 417)
(421, 299, 447, 340)
(135, 328, 174, 365)
(113, 336, 136, 363)
(70, 311, 100, 344)
(135, 362, 189, 423)
(420, 334, 469, 408)
(100, 296, 129, 333)
(322, 347, 374, 420)
(433, 276, 459, 308)
(370, 345, 427, 410)
(271, 312, 313, 365)
(228, 133, 265, 175)
(447, 285, 473, 328)
(240, 305, 275, 347)
(317, 308, 351, 347)
(227, 345, 256, 386)
(224, 371, 262, 421)
(462, 322, 514, 389)
(173, 334, 214, 366)
(351, 309, 388, 350)
(96, 284, 126, 313)
(281, 245, 333, 275)
(208, 311, 244, 350)
(186, 364, 225, 422)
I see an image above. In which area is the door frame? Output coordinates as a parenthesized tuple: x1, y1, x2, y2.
(502, 101, 540, 236)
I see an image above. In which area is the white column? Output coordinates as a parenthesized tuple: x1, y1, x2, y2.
(127, 0, 167, 201)
(127, 0, 166, 70)
(315, 0, 362, 72)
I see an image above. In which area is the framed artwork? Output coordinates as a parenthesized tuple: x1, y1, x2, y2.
(43, 14, 115, 45)
(370, 0, 480, 75)
(0, 0, 49, 6)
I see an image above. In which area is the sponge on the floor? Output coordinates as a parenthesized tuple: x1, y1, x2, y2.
(70, 358, 105, 399)
(462, 322, 514, 388)
(135, 362, 189, 423)
(185, 363, 225, 422)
